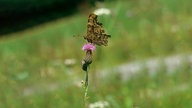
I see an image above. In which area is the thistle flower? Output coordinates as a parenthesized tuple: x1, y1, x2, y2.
(82, 43, 95, 71)
(82, 43, 96, 90)
(82, 43, 96, 51)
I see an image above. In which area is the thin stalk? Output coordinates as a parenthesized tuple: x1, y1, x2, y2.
(84, 70, 89, 107)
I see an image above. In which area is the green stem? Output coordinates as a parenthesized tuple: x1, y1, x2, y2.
(85, 70, 88, 88)
(84, 70, 89, 106)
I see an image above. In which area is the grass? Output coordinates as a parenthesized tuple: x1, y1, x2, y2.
(0, 0, 192, 107)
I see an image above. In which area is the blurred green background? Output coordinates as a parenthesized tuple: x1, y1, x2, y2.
(0, 0, 192, 108)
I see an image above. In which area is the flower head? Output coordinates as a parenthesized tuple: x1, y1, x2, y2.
(82, 43, 96, 51)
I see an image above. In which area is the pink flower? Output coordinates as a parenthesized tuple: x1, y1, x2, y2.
(82, 43, 96, 51)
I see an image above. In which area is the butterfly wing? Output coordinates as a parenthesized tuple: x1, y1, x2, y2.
(85, 13, 111, 46)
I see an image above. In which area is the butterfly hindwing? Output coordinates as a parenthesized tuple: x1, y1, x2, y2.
(84, 13, 111, 46)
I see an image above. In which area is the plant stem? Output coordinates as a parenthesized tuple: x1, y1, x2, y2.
(85, 70, 88, 88)
(84, 70, 89, 106)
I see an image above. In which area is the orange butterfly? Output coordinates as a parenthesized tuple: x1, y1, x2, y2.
(84, 13, 111, 46)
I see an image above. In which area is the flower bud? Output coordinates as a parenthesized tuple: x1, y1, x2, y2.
(82, 50, 93, 71)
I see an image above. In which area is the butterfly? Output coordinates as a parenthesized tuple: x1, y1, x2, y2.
(82, 13, 111, 87)
(84, 13, 111, 46)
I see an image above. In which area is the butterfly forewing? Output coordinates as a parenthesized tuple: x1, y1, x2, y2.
(85, 13, 111, 46)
